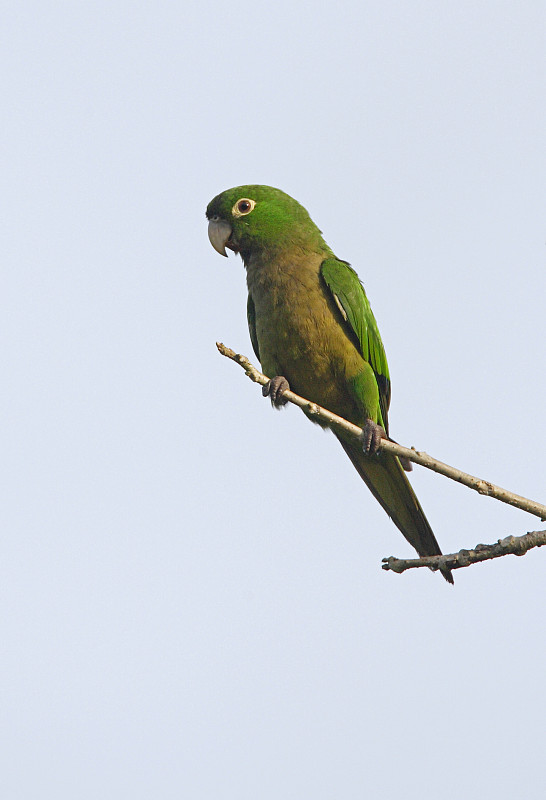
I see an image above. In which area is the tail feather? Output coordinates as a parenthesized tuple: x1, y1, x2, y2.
(337, 436, 453, 584)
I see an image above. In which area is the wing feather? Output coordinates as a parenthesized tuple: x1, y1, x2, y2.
(247, 293, 260, 361)
(321, 257, 391, 430)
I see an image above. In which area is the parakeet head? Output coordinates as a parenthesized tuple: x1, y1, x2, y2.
(206, 185, 327, 262)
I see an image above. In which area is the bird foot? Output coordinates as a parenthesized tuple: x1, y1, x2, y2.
(262, 376, 290, 407)
(361, 419, 386, 455)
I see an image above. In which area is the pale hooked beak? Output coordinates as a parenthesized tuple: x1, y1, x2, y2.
(208, 217, 233, 257)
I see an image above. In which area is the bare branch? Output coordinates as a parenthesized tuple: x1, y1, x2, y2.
(382, 531, 546, 577)
(217, 342, 546, 524)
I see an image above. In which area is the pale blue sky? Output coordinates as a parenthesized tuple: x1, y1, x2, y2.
(2, 2, 545, 798)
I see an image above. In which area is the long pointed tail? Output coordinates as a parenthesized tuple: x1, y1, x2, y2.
(337, 436, 453, 584)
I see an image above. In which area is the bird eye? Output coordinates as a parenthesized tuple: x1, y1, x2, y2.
(232, 198, 256, 217)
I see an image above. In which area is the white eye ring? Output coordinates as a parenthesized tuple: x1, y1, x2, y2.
(232, 198, 256, 217)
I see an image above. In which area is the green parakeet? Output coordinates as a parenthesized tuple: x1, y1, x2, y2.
(207, 185, 452, 583)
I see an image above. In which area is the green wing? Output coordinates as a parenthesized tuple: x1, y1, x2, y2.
(247, 294, 260, 361)
(321, 257, 391, 432)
